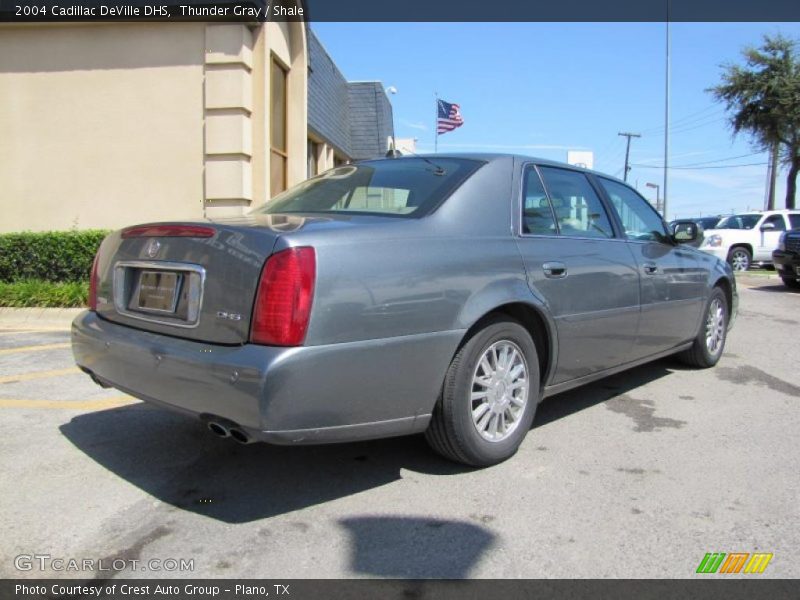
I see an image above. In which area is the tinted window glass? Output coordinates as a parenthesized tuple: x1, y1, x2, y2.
(599, 178, 669, 242)
(699, 217, 720, 230)
(252, 158, 483, 218)
(717, 214, 760, 229)
(522, 167, 557, 235)
(762, 214, 786, 231)
(789, 214, 800, 230)
(538, 167, 614, 238)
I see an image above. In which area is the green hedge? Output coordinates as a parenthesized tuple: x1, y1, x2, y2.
(0, 230, 109, 283)
(0, 280, 89, 308)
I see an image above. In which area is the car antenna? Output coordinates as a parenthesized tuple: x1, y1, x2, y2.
(387, 148, 446, 175)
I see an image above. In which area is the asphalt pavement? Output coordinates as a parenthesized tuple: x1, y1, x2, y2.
(0, 274, 797, 579)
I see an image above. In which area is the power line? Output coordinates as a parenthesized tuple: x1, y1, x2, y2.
(631, 162, 768, 170)
(664, 152, 763, 168)
(668, 116, 727, 135)
(639, 107, 725, 134)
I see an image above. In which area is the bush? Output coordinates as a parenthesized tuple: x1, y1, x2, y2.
(0, 280, 89, 308)
(0, 230, 109, 283)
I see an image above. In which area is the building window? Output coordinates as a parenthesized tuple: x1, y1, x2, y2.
(307, 139, 319, 178)
(270, 58, 288, 197)
(333, 154, 347, 167)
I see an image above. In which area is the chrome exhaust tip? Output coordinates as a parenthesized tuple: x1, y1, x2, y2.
(207, 422, 230, 438)
(229, 428, 251, 444)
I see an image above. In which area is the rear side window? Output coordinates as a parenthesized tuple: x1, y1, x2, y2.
(599, 178, 669, 242)
(537, 167, 615, 239)
(252, 158, 484, 218)
(762, 214, 786, 231)
(522, 167, 557, 235)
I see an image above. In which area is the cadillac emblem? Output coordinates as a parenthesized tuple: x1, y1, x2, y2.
(145, 239, 161, 258)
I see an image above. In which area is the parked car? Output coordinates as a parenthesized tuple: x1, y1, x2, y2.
(699, 210, 800, 271)
(669, 216, 721, 233)
(72, 155, 738, 466)
(772, 228, 800, 289)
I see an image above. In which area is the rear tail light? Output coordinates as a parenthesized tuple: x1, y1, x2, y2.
(251, 247, 316, 346)
(88, 252, 100, 311)
(121, 225, 215, 238)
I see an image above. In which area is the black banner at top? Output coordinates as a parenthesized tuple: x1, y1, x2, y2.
(0, 0, 799, 22)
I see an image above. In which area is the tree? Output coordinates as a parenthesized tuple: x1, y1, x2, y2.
(709, 34, 800, 209)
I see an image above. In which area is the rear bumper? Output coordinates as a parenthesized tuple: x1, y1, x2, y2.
(72, 311, 462, 444)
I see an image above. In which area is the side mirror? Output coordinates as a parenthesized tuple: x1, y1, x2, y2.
(760, 222, 776, 231)
(672, 220, 703, 247)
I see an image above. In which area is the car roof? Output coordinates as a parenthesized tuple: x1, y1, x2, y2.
(373, 153, 630, 186)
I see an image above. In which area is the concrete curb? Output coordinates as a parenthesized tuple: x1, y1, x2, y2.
(0, 307, 83, 330)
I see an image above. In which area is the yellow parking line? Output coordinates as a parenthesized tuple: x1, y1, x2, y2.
(0, 396, 136, 410)
(0, 342, 71, 355)
(0, 328, 71, 335)
(0, 367, 80, 384)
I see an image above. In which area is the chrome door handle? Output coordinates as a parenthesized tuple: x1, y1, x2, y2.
(643, 262, 658, 275)
(543, 261, 567, 279)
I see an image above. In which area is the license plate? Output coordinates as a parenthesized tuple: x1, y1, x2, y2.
(796, 266, 800, 276)
(132, 271, 180, 313)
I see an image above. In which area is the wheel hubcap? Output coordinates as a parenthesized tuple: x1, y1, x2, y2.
(705, 298, 726, 355)
(731, 251, 749, 271)
(470, 340, 529, 442)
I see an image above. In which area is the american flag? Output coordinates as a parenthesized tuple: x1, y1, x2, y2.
(437, 99, 464, 134)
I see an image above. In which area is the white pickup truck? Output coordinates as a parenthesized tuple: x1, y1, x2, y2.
(699, 209, 800, 271)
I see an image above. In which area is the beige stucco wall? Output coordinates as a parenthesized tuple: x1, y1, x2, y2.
(251, 20, 308, 212)
(0, 16, 308, 232)
(0, 23, 207, 232)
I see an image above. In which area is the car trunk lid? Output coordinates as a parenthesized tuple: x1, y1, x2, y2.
(94, 219, 283, 345)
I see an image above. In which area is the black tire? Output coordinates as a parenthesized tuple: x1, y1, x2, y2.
(727, 246, 751, 272)
(425, 316, 540, 467)
(781, 275, 800, 289)
(678, 287, 729, 368)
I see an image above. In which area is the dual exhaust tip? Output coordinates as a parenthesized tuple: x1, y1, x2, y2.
(207, 421, 251, 444)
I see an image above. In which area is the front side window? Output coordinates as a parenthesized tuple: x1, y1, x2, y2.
(599, 178, 669, 242)
(522, 167, 557, 235)
(789, 214, 800, 230)
(537, 167, 614, 238)
(252, 157, 483, 218)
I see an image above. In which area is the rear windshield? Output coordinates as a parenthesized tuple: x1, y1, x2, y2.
(251, 157, 483, 218)
(716, 214, 760, 230)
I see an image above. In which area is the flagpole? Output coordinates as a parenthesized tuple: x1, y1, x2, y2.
(434, 92, 438, 154)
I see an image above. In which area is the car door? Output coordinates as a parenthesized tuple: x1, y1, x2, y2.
(515, 164, 641, 385)
(596, 177, 707, 356)
(755, 214, 787, 261)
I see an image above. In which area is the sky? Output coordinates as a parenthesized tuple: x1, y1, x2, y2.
(311, 22, 800, 221)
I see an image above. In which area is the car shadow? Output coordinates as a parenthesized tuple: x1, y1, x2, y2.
(339, 516, 495, 578)
(61, 357, 680, 524)
(533, 357, 678, 428)
(744, 282, 799, 294)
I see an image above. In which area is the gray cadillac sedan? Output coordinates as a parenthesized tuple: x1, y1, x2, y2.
(72, 155, 737, 466)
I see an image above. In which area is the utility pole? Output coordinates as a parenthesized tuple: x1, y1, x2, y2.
(618, 132, 641, 182)
(765, 142, 778, 210)
(663, 18, 671, 220)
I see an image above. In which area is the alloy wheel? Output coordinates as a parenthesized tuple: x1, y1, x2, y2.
(470, 340, 529, 442)
(705, 297, 726, 355)
(730, 250, 750, 272)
